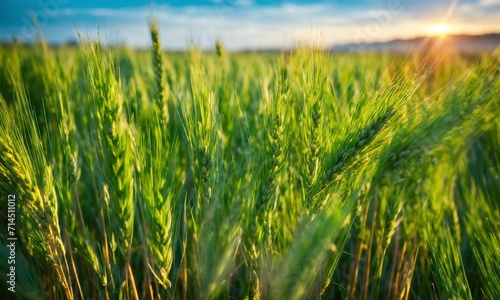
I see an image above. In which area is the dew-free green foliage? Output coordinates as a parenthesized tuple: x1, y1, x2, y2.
(0, 28, 499, 300)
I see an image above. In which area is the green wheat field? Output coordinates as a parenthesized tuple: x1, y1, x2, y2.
(0, 25, 499, 299)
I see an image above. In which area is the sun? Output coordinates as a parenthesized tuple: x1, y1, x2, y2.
(431, 23, 451, 37)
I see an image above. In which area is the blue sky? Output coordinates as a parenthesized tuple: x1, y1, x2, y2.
(1, 0, 499, 49)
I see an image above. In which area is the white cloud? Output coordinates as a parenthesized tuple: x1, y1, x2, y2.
(479, 0, 500, 6)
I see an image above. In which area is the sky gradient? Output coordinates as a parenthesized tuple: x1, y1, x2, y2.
(1, 0, 499, 50)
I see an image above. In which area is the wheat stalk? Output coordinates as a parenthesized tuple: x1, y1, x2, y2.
(139, 130, 177, 289)
(323, 107, 394, 185)
(258, 114, 284, 212)
(150, 21, 169, 124)
(83, 42, 136, 293)
(0, 97, 73, 298)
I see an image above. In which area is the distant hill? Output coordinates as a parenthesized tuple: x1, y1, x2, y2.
(333, 33, 500, 53)
(2, 33, 499, 54)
